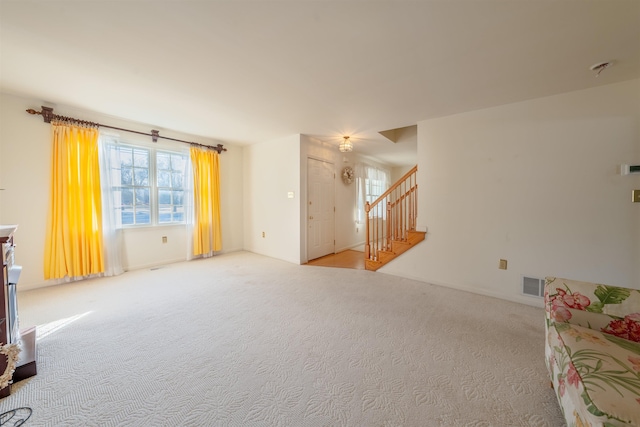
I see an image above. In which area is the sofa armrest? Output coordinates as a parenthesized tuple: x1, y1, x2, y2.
(545, 277, 640, 339)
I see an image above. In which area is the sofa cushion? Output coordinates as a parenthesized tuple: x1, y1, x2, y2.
(545, 277, 640, 321)
(601, 313, 640, 343)
(554, 322, 640, 426)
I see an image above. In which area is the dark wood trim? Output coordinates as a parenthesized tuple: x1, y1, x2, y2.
(12, 327, 37, 383)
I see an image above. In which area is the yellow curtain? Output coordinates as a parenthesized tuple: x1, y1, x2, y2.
(44, 122, 104, 279)
(190, 147, 222, 255)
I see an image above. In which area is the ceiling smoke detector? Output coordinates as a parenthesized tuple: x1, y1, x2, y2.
(589, 61, 613, 77)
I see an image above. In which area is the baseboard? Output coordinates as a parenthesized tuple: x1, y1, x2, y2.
(124, 257, 187, 272)
(243, 249, 301, 266)
(20, 250, 249, 292)
(377, 270, 544, 308)
(219, 247, 244, 255)
(336, 241, 365, 253)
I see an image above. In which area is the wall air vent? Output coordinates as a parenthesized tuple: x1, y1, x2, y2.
(522, 276, 545, 298)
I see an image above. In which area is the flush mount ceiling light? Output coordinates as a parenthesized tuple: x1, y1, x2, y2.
(590, 61, 613, 77)
(339, 136, 353, 152)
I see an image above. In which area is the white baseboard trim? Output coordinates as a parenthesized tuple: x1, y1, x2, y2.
(336, 241, 366, 253)
(377, 270, 544, 308)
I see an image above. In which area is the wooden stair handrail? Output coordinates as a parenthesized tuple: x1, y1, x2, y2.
(387, 186, 416, 208)
(365, 165, 418, 266)
(365, 165, 417, 213)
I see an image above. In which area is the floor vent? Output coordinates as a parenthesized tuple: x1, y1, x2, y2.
(522, 276, 545, 298)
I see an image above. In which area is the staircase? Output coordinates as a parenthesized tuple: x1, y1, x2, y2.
(364, 165, 425, 271)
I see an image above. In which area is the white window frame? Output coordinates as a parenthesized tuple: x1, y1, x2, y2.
(155, 150, 187, 225)
(355, 163, 391, 224)
(106, 142, 188, 228)
(364, 177, 386, 207)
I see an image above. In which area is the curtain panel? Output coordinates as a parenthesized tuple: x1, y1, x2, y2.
(189, 147, 222, 257)
(97, 134, 124, 277)
(355, 163, 391, 224)
(44, 122, 105, 280)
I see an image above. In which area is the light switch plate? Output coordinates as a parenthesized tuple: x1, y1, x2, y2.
(633, 190, 640, 203)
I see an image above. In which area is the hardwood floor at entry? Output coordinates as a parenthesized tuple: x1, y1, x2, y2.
(306, 250, 365, 270)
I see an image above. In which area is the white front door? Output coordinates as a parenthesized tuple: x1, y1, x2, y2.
(307, 158, 335, 261)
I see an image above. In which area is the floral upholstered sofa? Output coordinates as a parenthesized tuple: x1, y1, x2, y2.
(545, 277, 640, 426)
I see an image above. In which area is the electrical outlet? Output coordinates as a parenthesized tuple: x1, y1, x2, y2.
(162, 236, 167, 243)
(262, 231, 265, 238)
(498, 259, 508, 270)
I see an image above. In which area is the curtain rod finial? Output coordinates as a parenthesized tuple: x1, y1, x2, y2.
(25, 107, 54, 123)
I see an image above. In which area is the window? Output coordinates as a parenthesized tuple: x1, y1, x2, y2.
(364, 177, 386, 206)
(355, 163, 390, 224)
(156, 152, 186, 223)
(107, 144, 187, 227)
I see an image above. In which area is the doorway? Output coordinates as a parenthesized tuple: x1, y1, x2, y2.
(307, 158, 335, 261)
(306, 250, 365, 270)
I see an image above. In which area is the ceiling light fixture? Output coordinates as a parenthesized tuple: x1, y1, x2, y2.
(590, 61, 612, 77)
(339, 136, 353, 152)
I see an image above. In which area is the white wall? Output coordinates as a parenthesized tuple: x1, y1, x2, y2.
(381, 79, 640, 306)
(0, 93, 244, 290)
(243, 134, 301, 264)
(391, 165, 414, 183)
(334, 153, 363, 253)
(0, 94, 50, 290)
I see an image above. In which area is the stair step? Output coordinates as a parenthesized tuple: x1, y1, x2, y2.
(391, 240, 411, 255)
(364, 230, 426, 271)
(378, 250, 396, 263)
(365, 259, 383, 271)
(407, 230, 426, 245)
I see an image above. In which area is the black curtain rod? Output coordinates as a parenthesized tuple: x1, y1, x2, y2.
(26, 106, 227, 154)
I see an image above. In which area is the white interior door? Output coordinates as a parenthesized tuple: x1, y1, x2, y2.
(307, 158, 335, 261)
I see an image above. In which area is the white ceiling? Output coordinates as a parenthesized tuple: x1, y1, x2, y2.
(1, 1, 639, 166)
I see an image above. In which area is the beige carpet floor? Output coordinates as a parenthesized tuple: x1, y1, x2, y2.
(1, 251, 565, 426)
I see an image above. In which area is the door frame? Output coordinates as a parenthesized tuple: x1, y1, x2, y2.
(306, 156, 336, 262)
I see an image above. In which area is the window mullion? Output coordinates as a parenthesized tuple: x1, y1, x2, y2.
(150, 149, 158, 225)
